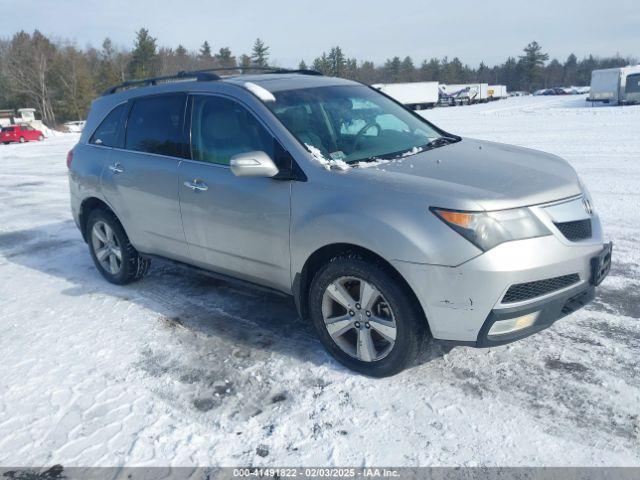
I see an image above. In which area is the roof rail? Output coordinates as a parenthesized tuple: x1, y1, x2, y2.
(101, 66, 323, 96)
(271, 68, 323, 76)
(101, 70, 221, 96)
(175, 66, 323, 76)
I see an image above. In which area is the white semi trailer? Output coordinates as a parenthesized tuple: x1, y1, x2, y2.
(488, 85, 508, 100)
(372, 82, 439, 109)
(588, 65, 640, 105)
(439, 83, 489, 104)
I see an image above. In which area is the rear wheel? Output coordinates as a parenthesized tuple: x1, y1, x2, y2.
(86, 209, 150, 285)
(309, 255, 426, 377)
(19, 137, 25, 143)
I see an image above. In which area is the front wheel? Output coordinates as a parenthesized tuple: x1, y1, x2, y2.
(309, 256, 426, 377)
(38, 135, 44, 141)
(19, 137, 25, 143)
(86, 209, 150, 285)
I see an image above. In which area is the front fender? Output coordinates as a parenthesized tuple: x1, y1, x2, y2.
(289, 179, 480, 279)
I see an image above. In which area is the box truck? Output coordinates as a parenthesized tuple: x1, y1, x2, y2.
(588, 65, 640, 105)
(372, 82, 440, 109)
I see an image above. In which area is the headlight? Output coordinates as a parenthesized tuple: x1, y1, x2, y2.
(431, 207, 551, 252)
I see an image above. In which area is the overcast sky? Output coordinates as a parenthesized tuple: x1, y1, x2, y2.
(2, 0, 638, 67)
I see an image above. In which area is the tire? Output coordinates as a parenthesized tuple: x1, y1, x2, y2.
(309, 255, 426, 377)
(19, 137, 25, 143)
(38, 135, 44, 141)
(86, 209, 150, 285)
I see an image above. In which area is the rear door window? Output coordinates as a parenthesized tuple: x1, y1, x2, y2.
(90, 103, 126, 147)
(125, 94, 187, 157)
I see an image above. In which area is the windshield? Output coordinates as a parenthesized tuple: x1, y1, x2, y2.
(626, 74, 640, 94)
(265, 85, 449, 164)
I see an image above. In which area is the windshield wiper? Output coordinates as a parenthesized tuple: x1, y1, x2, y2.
(425, 136, 459, 149)
(347, 136, 460, 165)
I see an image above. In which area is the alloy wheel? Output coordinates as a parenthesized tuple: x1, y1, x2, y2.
(91, 221, 123, 275)
(321, 276, 397, 362)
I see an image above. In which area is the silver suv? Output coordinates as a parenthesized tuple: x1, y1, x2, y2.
(68, 69, 612, 376)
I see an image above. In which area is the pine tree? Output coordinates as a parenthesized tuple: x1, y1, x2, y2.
(345, 58, 358, 79)
(358, 60, 376, 84)
(199, 41, 212, 59)
(175, 44, 188, 58)
(216, 47, 235, 69)
(383, 56, 402, 82)
(518, 41, 549, 91)
(441, 57, 466, 83)
(327, 46, 346, 77)
(299, 59, 307, 70)
(312, 53, 330, 75)
(546, 58, 563, 87)
(419, 58, 440, 81)
(251, 38, 269, 67)
(128, 28, 158, 79)
(239, 54, 251, 70)
(563, 53, 578, 86)
(95, 38, 121, 93)
(400, 56, 415, 81)
(476, 61, 488, 82)
(499, 56, 519, 90)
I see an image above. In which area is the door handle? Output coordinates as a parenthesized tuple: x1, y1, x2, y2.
(108, 163, 124, 174)
(183, 180, 208, 192)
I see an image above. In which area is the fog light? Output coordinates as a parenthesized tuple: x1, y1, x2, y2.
(488, 312, 540, 337)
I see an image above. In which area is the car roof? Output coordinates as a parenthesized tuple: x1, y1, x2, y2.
(102, 73, 362, 101)
(222, 73, 359, 92)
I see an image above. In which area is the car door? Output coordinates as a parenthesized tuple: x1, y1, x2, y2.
(100, 93, 190, 262)
(178, 94, 291, 291)
(25, 125, 39, 140)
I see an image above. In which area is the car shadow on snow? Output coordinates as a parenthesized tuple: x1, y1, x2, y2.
(0, 221, 326, 361)
(0, 221, 449, 378)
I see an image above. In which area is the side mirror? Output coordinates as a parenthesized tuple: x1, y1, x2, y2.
(230, 151, 279, 178)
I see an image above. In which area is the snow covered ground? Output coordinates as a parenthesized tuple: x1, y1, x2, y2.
(0, 95, 638, 467)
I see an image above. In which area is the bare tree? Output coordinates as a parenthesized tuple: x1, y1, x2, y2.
(2, 31, 57, 124)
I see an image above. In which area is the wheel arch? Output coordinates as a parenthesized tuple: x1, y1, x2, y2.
(78, 197, 117, 242)
(293, 242, 430, 335)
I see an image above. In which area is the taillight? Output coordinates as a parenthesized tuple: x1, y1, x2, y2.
(66, 150, 74, 169)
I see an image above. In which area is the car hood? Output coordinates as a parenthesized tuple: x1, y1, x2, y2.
(351, 138, 582, 211)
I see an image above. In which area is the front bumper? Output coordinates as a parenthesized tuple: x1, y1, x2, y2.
(392, 228, 608, 344)
(475, 282, 594, 347)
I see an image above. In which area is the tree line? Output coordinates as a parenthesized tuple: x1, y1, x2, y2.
(0, 28, 636, 125)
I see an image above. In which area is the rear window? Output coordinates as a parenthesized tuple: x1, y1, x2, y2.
(626, 74, 640, 94)
(125, 94, 186, 157)
(2, 127, 15, 132)
(90, 104, 126, 147)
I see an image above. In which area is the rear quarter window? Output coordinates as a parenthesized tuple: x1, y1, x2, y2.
(90, 103, 126, 147)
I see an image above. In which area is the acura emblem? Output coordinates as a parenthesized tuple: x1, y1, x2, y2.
(582, 197, 593, 215)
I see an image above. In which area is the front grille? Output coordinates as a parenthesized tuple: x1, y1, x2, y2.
(502, 274, 581, 304)
(554, 219, 592, 241)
